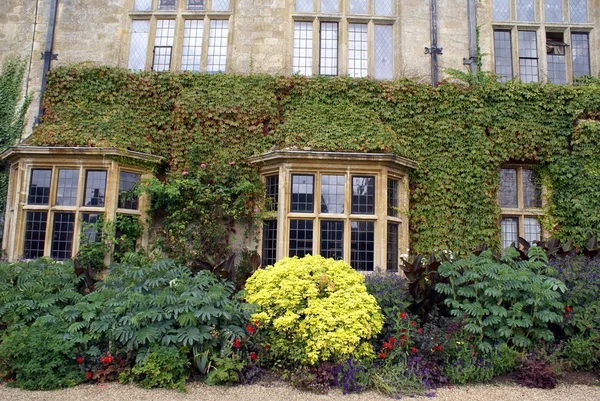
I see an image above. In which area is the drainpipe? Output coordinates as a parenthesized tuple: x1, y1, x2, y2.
(37, 0, 58, 123)
(425, 0, 443, 87)
(463, 0, 478, 75)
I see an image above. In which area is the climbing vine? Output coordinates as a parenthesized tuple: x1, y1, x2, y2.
(28, 65, 600, 255)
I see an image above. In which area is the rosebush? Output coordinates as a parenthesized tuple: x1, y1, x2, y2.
(244, 255, 383, 365)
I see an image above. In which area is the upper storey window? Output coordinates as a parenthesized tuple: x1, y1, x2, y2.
(292, 0, 395, 79)
(128, 0, 230, 72)
(491, 0, 593, 83)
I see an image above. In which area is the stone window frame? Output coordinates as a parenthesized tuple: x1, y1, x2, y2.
(128, 0, 232, 72)
(291, 0, 397, 79)
(490, 0, 594, 83)
(250, 151, 416, 272)
(0, 147, 162, 263)
(498, 164, 545, 249)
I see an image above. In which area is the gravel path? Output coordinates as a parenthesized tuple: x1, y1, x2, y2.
(2, 382, 600, 401)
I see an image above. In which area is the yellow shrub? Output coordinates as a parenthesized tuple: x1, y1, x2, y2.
(244, 255, 383, 365)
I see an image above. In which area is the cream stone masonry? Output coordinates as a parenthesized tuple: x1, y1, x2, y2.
(0, 146, 162, 262)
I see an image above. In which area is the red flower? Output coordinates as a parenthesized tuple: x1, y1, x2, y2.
(411, 347, 418, 353)
(253, 321, 259, 325)
(76, 357, 83, 364)
(379, 352, 387, 359)
(401, 328, 406, 333)
(400, 340, 406, 347)
(264, 344, 271, 350)
(85, 372, 93, 380)
(233, 337, 241, 348)
(106, 355, 113, 364)
(565, 306, 572, 313)
(410, 321, 416, 326)
(246, 324, 256, 335)
(400, 335, 407, 340)
(564, 313, 569, 319)
(383, 341, 393, 351)
(249, 352, 257, 361)
(389, 337, 396, 344)
(437, 345, 443, 352)
(417, 328, 423, 334)
(100, 357, 106, 364)
(400, 312, 407, 319)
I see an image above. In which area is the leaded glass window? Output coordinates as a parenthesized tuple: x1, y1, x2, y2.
(321, 175, 344, 214)
(118, 172, 141, 210)
(28, 169, 51, 205)
(351, 221, 374, 271)
(24, 212, 47, 259)
(572, 32, 591, 79)
(351, 176, 375, 215)
(56, 169, 79, 206)
(320, 220, 344, 259)
(293, 21, 313, 76)
(51, 213, 75, 260)
(518, 31, 539, 83)
(84, 171, 107, 207)
(493, 0, 510, 20)
(207, 20, 228, 73)
(289, 220, 313, 257)
(494, 30, 513, 82)
(262, 220, 277, 267)
(291, 175, 314, 213)
(374, 25, 393, 80)
(320, 22, 338, 76)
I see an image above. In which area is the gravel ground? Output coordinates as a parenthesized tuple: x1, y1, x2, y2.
(2, 382, 600, 401)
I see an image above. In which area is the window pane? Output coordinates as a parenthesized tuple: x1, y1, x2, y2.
(320, 220, 344, 260)
(289, 220, 313, 257)
(296, 0, 313, 12)
(212, 0, 230, 11)
(265, 175, 279, 212)
(293, 21, 313, 76)
(187, 0, 204, 10)
(84, 171, 107, 207)
(82, 213, 103, 243)
(571, 33, 590, 78)
(153, 19, 175, 71)
(570, 0, 587, 23)
(517, 0, 534, 21)
(291, 174, 314, 212)
(348, 24, 367, 78)
(374, 0, 392, 16)
(374, 25, 393, 80)
(351, 221, 374, 271)
(523, 169, 542, 208)
(182, 20, 204, 72)
(544, 0, 562, 22)
(321, 175, 344, 214)
(501, 217, 518, 249)
(499, 168, 518, 208)
(56, 169, 79, 206)
(128, 20, 150, 71)
(387, 178, 399, 217)
(51, 212, 75, 260)
(494, 30, 513, 82)
(134, 0, 152, 11)
(387, 222, 399, 272)
(321, 0, 338, 13)
(158, 0, 177, 10)
(119, 172, 141, 210)
(492, 0, 510, 20)
(524, 217, 541, 243)
(518, 31, 538, 83)
(547, 54, 566, 84)
(28, 169, 51, 205)
(207, 20, 229, 73)
(319, 22, 338, 76)
(262, 220, 278, 267)
(351, 176, 375, 215)
(24, 211, 47, 259)
(349, 0, 366, 14)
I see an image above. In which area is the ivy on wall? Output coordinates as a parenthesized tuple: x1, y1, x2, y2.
(28, 66, 600, 255)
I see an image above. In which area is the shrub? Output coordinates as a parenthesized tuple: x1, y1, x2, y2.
(491, 343, 520, 376)
(287, 362, 338, 394)
(0, 259, 83, 330)
(514, 357, 558, 389)
(334, 359, 370, 394)
(368, 359, 428, 398)
(443, 342, 495, 385)
(364, 272, 410, 343)
(564, 335, 600, 371)
(244, 255, 383, 365)
(551, 255, 600, 336)
(127, 344, 189, 391)
(436, 247, 566, 352)
(0, 323, 84, 390)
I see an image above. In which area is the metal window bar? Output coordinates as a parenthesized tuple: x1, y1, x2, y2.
(351, 176, 375, 215)
(518, 31, 539, 83)
(293, 21, 313, 76)
(291, 174, 314, 213)
(51, 212, 75, 260)
(262, 220, 278, 267)
(319, 22, 338, 76)
(321, 175, 344, 214)
(571, 32, 591, 79)
(320, 220, 344, 260)
(118, 172, 141, 210)
(501, 217, 518, 249)
(499, 168, 518, 208)
(83, 170, 107, 207)
(289, 220, 313, 257)
(351, 221, 374, 271)
(182, 20, 203, 72)
(387, 178, 399, 217)
(348, 23, 367, 78)
(207, 20, 229, 73)
(24, 211, 48, 259)
(494, 30, 513, 82)
(265, 175, 279, 212)
(387, 222, 399, 272)
(28, 169, 52, 205)
(152, 46, 173, 71)
(56, 169, 79, 206)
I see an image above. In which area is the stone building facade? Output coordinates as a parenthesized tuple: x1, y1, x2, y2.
(1, 0, 599, 132)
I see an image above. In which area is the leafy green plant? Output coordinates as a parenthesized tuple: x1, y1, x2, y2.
(128, 344, 189, 391)
(564, 335, 600, 371)
(443, 342, 494, 385)
(364, 272, 410, 343)
(436, 247, 566, 352)
(244, 255, 383, 366)
(0, 323, 84, 390)
(401, 254, 448, 320)
(368, 359, 428, 398)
